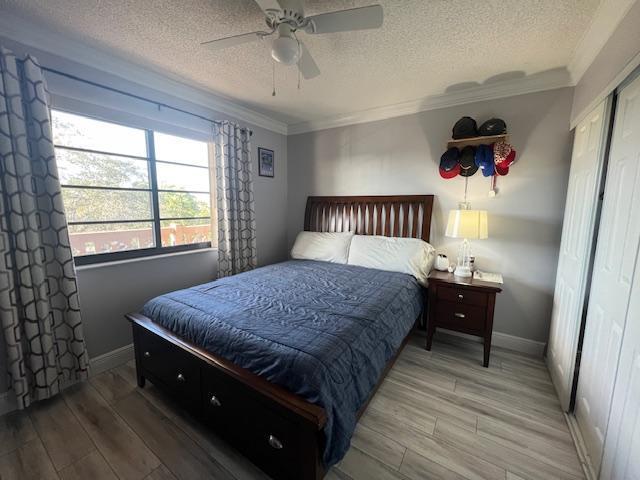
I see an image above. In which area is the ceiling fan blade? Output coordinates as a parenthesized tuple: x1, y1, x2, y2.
(201, 31, 268, 50)
(254, 0, 283, 13)
(304, 5, 383, 34)
(298, 41, 320, 79)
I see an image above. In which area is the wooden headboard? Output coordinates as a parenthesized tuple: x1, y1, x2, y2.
(304, 195, 435, 242)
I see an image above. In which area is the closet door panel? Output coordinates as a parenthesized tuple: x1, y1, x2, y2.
(547, 99, 610, 410)
(575, 73, 640, 474)
(601, 346, 640, 479)
(599, 77, 640, 479)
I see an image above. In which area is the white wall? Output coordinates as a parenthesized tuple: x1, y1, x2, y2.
(571, 0, 640, 125)
(0, 37, 289, 394)
(287, 88, 574, 344)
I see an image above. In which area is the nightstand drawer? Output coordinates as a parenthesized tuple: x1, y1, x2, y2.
(437, 285, 487, 307)
(434, 301, 486, 334)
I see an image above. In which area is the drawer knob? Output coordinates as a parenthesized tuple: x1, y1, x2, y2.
(209, 395, 222, 407)
(143, 351, 151, 358)
(176, 373, 186, 383)
(458, 294, 464, 300)
(454, 312, 466, 318)
(268, 434, 283, 450)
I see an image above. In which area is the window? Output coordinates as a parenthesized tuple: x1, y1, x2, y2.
(52, 110, 215, 265)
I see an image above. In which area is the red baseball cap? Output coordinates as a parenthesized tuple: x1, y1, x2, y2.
(493, 142, 516, 176)
(440, 162, 461, 179)
(495, 163, 509, 176)
(497, 149, 516, 169)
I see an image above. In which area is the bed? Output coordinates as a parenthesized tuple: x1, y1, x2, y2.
(127, 194, 435, 480)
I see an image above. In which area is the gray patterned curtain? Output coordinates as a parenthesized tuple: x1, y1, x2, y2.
(0, 48, 89, 409)
(213, 121, 257, 277)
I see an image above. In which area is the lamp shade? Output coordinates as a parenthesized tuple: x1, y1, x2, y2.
(445, 209, 488, 239)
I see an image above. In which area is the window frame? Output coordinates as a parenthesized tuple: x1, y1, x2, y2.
(53, 111, 214, 266)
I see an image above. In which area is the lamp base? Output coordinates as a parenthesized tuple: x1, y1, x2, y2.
(454, 265, 472, 278)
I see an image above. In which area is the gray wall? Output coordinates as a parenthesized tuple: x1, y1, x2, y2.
(571, 1, 640, 124)
(0, 37, 288, 394)
(76, 251, 218, 358)
(287, 88, 574, 343)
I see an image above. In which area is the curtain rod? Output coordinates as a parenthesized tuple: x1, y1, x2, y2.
(30, 63, 253, 136)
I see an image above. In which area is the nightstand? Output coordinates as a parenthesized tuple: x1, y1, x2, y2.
(426, 270, 503, 367)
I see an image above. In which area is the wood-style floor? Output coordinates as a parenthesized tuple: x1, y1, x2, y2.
(0, 332, 586, 480)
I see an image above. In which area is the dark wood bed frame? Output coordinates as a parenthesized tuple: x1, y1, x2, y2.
(127, 195, 434, 480)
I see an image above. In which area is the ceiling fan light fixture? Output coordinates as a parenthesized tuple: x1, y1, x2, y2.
(271, 35, 300, 65)
(202, 1, 385, 82)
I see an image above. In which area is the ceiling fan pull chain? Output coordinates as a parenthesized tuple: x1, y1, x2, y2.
(293, 32, 301, 91)
(293, 39, 302, 90)
(272, 60, 276, 97)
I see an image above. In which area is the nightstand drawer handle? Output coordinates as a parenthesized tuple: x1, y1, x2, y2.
(454, 312, 466, 318)
(268, 434, 283, 450)
(457, 294, 464, 299)
(176, 373, 186, 383)
(209, 395, 222, 407)
(143, 351, 151, 358)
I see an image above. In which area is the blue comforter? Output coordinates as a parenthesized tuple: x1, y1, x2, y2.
(142, 260, 422, 467)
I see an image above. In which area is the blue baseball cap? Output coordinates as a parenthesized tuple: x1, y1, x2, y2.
(475, 144, 495, 177)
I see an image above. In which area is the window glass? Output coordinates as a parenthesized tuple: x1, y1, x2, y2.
(160, 219, 212, 247)
(52, 110, 147, 157)
(69, 222, 154, 256)
(156, 162, 209, 192)
(62, 188, 153, 223)
(56, 149, 150, 189)
(154, 132, 208, 167)
(158, 192, 210, 220)
(51, 110, 215, 262)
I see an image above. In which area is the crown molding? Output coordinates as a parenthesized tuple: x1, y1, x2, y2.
(567, 0, 637, 85)
(288, 69, 572, 135)
(0, 13, 288, 135)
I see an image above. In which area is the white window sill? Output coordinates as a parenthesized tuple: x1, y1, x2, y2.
(75, 247, 217, 271)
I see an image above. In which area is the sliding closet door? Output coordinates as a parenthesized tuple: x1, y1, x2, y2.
(575, 73, 640, 474)
(600, 243, 640, 479)
(547, 99, 610, 410)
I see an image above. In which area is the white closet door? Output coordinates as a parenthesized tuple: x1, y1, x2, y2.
(575, 73, 640, 474)
(547, 99, 610, 410)
(600, 240, 640, 479)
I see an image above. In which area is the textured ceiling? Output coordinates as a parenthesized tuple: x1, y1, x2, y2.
(0, 0, 600, 125)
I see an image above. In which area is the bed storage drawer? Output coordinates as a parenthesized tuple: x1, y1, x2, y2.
(201, 365, 244, 433)
(130, 316, 325, 480)
(135, 327, 201, 411)
(244, 403, 303, 480)
(202, 366, 304, 480)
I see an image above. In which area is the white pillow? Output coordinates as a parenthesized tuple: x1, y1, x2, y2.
(290, 231, 354, 264)
(347, 235, 435, 285)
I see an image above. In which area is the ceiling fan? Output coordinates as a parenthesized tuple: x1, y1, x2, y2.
(201, 0, 384, 80)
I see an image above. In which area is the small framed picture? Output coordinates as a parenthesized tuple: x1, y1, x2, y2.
(258, 147, 274, 178)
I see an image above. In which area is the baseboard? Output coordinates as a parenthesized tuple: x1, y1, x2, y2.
(0, 343, 134, 416)
(89, 343, 134, 376)
(492, 331, 546, 357)
(437, 329, 546, 357)
(565, 413, 598, 480)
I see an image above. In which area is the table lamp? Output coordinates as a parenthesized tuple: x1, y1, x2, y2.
(445, 206, 488, 277)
